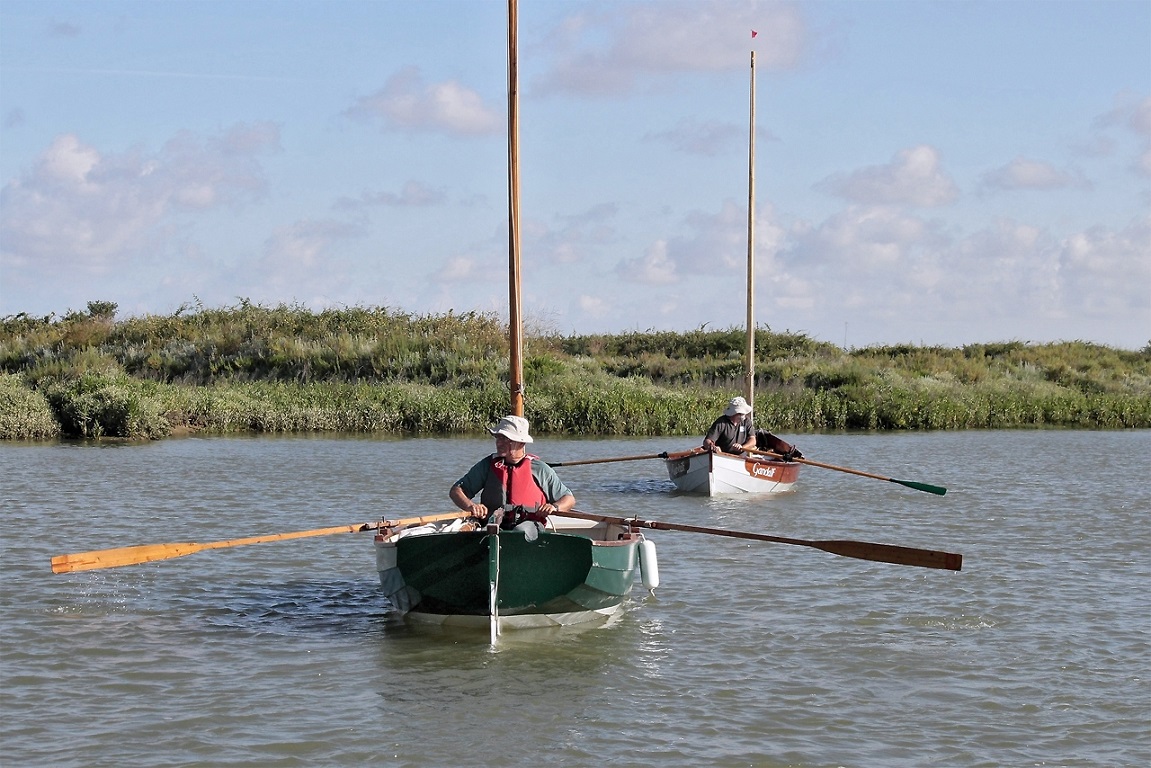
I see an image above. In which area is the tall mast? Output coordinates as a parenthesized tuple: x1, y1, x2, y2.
(745, 50, 756, 409)
(506, 0, 524, 417)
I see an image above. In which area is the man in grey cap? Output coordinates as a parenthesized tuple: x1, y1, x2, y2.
(450, 414, 575, 528)
(702, 396, 757, 455)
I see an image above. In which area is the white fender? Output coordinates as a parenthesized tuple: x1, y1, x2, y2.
(638, 538, 660, 592)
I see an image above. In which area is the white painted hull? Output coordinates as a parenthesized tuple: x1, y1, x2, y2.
(664, 450, 800, 496)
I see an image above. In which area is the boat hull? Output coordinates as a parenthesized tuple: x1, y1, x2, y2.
(665, 450, 799, 495)
(375, 520, 642, 628)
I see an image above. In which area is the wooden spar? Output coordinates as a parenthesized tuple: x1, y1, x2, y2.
(745, 50, 756, 408)
(507, 0, 524, 418)
(493, 0, 519, 647)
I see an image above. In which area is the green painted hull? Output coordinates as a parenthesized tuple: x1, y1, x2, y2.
(385, 529, 640, 620)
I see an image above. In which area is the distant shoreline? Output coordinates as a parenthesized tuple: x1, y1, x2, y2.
(3, 301, 1148, 440)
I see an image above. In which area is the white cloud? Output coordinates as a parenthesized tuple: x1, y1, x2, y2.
(789, 205, 939, 271)
(536, 0, 806, 96)
(1059, 214, 1151, 318)
(645, 118, 746, 156)
(434, 255, 486, 284)
(1130, 95, 1151, 135)
(1132, 96, 1151, 178)
(767, 208, 1149, 346)
(0, 125, 277, 274)
(1090, 93, 1151, 179)
(345, 67, 500, 136)
(616, 239, 679, 284)
(577, 294, 611, 318)
(334, 180, 446, 211)
(617, 199, 790, 291)
(905, 215, 1150, 336)
(233, 218, 369, 307)
(944, 220, 1052, 315)
(1137, 147, 1151, 179)
(261, 218, 363, 271)
(531, 203, 619, 265)
(981, 157, 1084, 191)
(815, 145, 959, 207)
(217, 122, 282, 155)
(681, 201, 747, 272)
(41, 134, 99, 183)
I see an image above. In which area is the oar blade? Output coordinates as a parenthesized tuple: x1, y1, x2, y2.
(890, 478, 948, 496)
(563, 509, 963, 572)
(49, 513, 465, 575)
(815, 540, 962, 571)
(50, 542, 205, 574)
(749, 447, 948, 497)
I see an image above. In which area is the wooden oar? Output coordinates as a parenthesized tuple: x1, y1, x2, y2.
(747, 447, 947, 496)
(549, 451, 670, 467)
(563, 510, 962, 571)
(50, 511, 466, 574)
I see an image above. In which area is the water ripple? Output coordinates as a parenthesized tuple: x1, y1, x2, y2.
(2, 431, 1149, 767)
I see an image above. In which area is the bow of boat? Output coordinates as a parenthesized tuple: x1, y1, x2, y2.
(374, 515, 655, 629)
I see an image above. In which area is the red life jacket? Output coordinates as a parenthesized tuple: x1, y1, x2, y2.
(483, 455, 548, 523)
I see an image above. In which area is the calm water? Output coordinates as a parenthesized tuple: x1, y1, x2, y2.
(1, 430, 1148, 767)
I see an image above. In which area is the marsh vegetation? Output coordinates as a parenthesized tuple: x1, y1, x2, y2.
(2, 301, 1148, 440)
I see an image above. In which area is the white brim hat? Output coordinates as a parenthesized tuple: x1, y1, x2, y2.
(489, 415, 533, 443)
(724, 396, 753, 417)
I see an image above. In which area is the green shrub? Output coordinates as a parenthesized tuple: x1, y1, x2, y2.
(0, 373, 61, 439)
(43, 373, 170, 439)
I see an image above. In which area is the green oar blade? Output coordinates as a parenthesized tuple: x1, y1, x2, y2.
(890, 478, 947, 496)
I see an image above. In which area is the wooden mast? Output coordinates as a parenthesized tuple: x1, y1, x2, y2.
(744, 50, 756, 409)
(506, 0, 524, 417)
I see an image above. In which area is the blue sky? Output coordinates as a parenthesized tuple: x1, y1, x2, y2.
(1, 0, 1148, 350)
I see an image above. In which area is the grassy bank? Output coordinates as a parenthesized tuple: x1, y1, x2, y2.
(2, 301, 1148, 440)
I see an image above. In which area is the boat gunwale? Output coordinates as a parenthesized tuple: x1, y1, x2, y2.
(377, 521, 642, 547)
(664, 448, 793, 465)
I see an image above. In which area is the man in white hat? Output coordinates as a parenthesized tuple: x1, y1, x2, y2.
(450, 415, 575, 528)
(702, 396, 757, 455)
